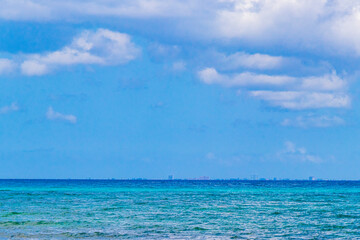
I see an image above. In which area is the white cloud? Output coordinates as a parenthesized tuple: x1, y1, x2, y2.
(0, 0, 198, 20)
(300, 73, 347, 91)
(21, 60, 48, 76)
(0, 0, 52, 21)
(213, 0, 360, 56)
(217, 52, 285, 70)
(0, 102, 19, 114)
(215, 0, 324, 40)
(198, 67, 349, 109)
(4, 1, 360, 56)
(250, 91, 350, 109)
(0, 59, 16, 74)
(0, 1, 358, 110)
(278, 141, 322, 163)
(20, 28, 140, 76)
(198, 68, 294, 87)
(46, 107, 77, 124)
(199, 68, 347, 91)
(79, 0, 200, 18)
(282, 115, 344, 128)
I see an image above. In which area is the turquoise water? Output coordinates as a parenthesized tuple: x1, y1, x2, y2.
(1, 180, 360, 239)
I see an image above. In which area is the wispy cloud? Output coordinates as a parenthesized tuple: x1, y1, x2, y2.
(0, 0, 198, 21)
(205, 152, 216, 160)
(278, 141, 322, 163)
(216, 52, 286, 70)
(20, 28, 140, 76)
(46, 107, 77, 124)
(0, 29, 140, 76)
(198, 68, 346, 91)
(282, 115, 345, 128)
(0, 102, 19, 114)
(198, 68, 349, 109)
(147, 42, 181, 61)
(0, 59, 15, 74)
(21, 60, 48, 76)
(198, 68, 294, 87)
(171, 61, 186, 71)
(249, 91, 349, 109)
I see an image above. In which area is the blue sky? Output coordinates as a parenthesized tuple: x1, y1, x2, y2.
(1, 0, 360, 179)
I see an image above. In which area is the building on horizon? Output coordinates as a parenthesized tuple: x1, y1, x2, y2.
(187, 176, 210, 180)
(198, 176, 210, 180)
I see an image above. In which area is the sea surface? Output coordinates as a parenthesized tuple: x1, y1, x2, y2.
(1, 180, 360, 239)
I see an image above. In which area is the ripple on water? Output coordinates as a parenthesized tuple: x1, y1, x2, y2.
(1, 180, 360, 239)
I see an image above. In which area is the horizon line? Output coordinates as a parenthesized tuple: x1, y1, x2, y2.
(0, 178, 359, 181)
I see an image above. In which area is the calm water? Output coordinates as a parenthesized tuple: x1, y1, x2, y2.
(1, 180, 360, 239)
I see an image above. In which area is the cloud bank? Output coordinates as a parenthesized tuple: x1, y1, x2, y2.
(0, 0, 358, 111)
(2, 1, 360, 56)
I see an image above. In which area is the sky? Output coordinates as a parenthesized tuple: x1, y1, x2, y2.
(1, 0, 360, 180)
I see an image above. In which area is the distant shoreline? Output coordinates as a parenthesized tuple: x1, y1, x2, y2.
(0, 179, 359, 182)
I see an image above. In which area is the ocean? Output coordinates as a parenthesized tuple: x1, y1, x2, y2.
(0, 180, 360, 239)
